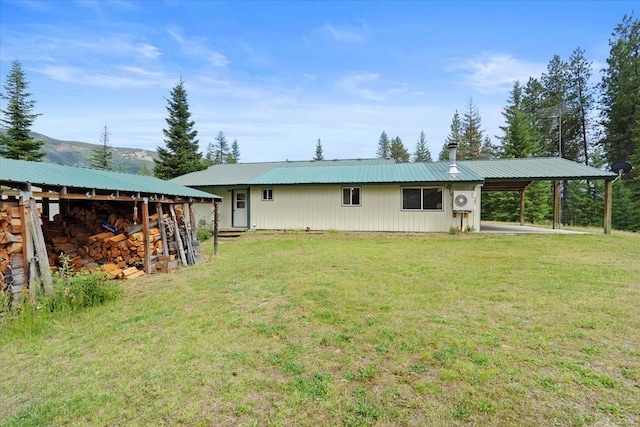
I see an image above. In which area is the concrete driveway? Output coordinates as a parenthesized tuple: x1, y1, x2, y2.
(480, 222, 589, 234)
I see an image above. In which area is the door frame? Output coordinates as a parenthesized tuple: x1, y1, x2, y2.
(231, 189, 249, 228)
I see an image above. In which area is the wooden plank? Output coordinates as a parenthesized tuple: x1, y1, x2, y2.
(157, 204, 169, 256)
(26, 199, 53, 295)
(169, 204, 188, 267)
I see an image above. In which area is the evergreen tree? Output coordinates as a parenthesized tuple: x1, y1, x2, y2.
(154, 79, 206, 179)
(540, 55, 571, 158)
(313, 138, 324, 160)
(390, 136, 410, 162)
(600, 14, 640, 166)
(0, 60, 44, 161)
(228, 139, 240, 164)
(139, 162, 153, 176)
(439, 111, 463, 161)
(376, 131, 391, 158)
(498, 81, 539, 158)
(459, 99, 491, 160)
(413, 131, 432, 162)
(567, 47, 596, 165)
(213, 130, 229, 164)
(90, 123, 113, 170)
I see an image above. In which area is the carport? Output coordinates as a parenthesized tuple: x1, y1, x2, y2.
(460, 158, 618, 234)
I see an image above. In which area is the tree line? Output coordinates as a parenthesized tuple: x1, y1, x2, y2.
(1, 14, 638, 230)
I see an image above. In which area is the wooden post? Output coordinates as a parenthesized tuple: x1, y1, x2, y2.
(19, 203, 36, 302)
(183, 203, 195, 265)
(142, 198, 151, 274)
(519, 189, 525, 226)
(157, 203, 169, 256)
(552, 181, 560, 230)
(603, 180, 613, 234)
(213, 201, 219, 255)
(169, 204, 188, 267)
(189, 202, 197, 242)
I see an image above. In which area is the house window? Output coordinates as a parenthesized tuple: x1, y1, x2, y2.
(342, 187, 361, 206)
(402, 187, 443, 210)
(262, 188, 273, 201)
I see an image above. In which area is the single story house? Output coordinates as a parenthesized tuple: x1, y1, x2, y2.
(170, 150, 618, 234)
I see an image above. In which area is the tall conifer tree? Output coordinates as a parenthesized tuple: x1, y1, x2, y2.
(154, 79, 206, 179)
(90, 124, 113, 170)
(0, 60, 44, 161)
(376, 131, 391, 158)
(413, 131, 432, 162)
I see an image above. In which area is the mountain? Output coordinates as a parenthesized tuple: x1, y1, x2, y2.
(1, 130, 157, 174)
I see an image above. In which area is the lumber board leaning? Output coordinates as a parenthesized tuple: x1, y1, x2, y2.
(25, 199, 53, 295)
(169, 204, 188, 267)
(157, 204, 169, 256)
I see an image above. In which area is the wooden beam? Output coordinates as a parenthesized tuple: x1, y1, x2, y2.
(552, 181, 560, 230)
(142, 198, 151, 275)
(604, 180, 612, 234)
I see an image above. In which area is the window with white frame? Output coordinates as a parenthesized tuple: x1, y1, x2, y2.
(262, 188, 273, 201)
(402, 187, 443, 210)
(342, 187, 361, 206)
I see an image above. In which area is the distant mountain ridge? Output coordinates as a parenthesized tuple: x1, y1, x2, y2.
(29, 131, 157, 174)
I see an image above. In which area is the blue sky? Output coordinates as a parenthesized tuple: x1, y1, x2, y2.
(0, 1, 636, 162)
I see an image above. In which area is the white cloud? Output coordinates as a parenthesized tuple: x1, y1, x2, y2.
(319, 23, 368, 43)
(167, 26, 229, 67)
(448, 53, 546, 94)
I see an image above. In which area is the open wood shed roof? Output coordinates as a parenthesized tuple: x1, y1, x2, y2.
(0, 158, 222, 201)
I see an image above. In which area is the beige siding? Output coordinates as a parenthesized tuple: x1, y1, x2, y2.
(250, 185, 481, 232)
(193, 188, 234, 229)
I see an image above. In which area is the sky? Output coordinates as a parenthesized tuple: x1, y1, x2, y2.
(0, 1, 637, 163)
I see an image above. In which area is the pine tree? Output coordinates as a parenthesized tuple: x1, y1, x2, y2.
(0, 60, 44, 161)
(439, 111, 463, 161)
(459, 99, 490, 160)
(567, 47, 595, 165)
(498, 81, 539, 158)
(313, 138, 324, 160)
(213, 131, 229, 164)
(390, 136, 410, 162)
(228, 139, 240, 164)
(600, 14, 640, 166)
(413, 131, 432, 162)
(376, 131, 391, 158)
(90, 124, 113, 170)
(154, 79, 206, 179)
(139, 162, 153, 176)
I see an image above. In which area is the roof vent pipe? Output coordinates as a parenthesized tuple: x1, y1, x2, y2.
(448, 142, 459, 174)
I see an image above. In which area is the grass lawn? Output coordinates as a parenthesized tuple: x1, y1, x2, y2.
(1, 231, 639, 426)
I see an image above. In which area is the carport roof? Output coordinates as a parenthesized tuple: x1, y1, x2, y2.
(459, 157, 616, 181)
(0, 157, 221, 200)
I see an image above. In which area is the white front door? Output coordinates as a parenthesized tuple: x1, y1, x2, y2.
(233, 190, 247, 228)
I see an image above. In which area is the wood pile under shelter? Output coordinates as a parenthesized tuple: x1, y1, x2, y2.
(0, 158, 221, 298)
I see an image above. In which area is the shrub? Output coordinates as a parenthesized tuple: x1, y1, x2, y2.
(44, 270, 122, 312)
(196, 228, 213, 241)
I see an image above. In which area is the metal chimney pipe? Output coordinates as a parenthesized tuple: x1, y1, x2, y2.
(448, 142, 459, 174)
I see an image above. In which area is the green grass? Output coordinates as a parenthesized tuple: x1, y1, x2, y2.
(1, 231, 639, 426)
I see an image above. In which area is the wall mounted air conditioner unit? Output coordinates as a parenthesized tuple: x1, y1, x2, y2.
(453, 191, 475, 211)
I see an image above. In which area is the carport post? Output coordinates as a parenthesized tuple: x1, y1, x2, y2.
(519, 190, 525, 226)
(604, 180, 612, 234)
(552, 181, 560, 229)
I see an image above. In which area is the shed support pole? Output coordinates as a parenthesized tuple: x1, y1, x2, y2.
(170, 204, 188, 267)
(519, 190, 525, 226)
(142, 198, 151, 275)
(25, 199, 53, 295)
(603, 180, 612, 235)
(552, 181, 560, 230)
(213, 201, 219, 255)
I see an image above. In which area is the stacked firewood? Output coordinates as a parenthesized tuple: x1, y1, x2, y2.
(0, 202, 23, 292)
(45, 205, 168, 279)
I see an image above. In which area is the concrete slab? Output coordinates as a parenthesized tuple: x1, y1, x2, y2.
(481, 222, 588, 234)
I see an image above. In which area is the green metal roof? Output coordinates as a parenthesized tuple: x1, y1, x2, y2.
(0, 157, 221, 200)
(250, 162, 483, 185)
(169, 157, 616, 189)
(170, 158, 395, 187)
(459, 157, 617, 181)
